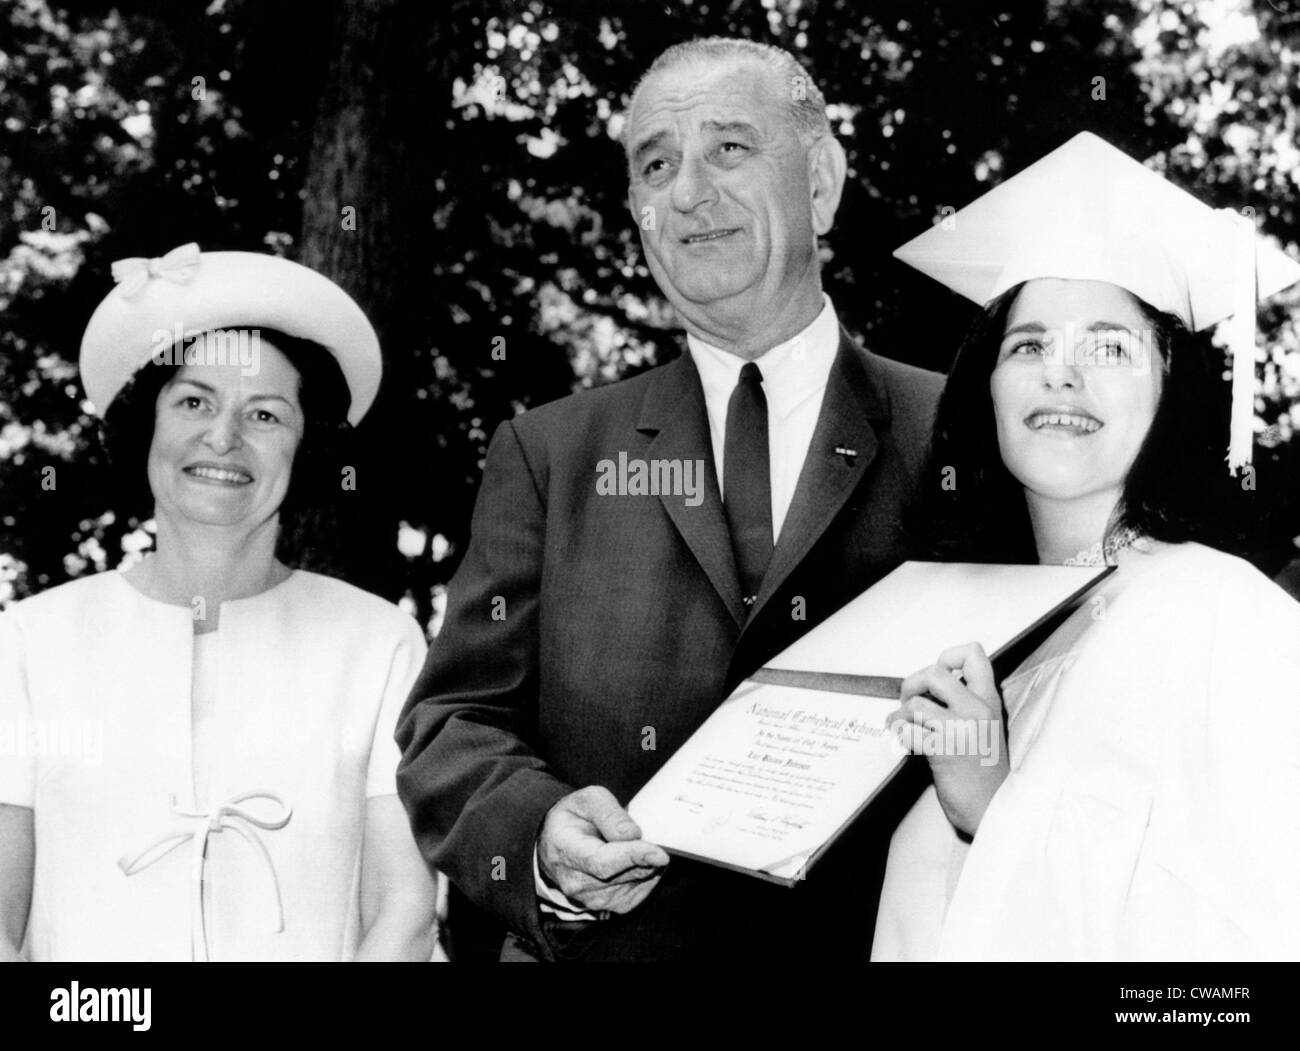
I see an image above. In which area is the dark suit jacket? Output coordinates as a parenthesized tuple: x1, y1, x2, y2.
(396, 327, 944, 961)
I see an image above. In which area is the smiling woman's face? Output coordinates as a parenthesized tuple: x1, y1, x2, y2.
(146, 332, 305, 531)
(990, 279, 1165, 508)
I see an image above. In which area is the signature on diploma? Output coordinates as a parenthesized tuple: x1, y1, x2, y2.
(747, 808, 807, 831)
(671, 793, 705, 814)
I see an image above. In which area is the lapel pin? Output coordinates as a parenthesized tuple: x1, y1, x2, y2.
(834, 445, 858, 464)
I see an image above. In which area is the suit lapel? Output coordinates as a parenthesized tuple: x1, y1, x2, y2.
(744, 329, 888, 627)
(637, 353, 747, 626)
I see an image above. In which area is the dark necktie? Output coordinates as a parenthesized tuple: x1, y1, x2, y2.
(723, 361, 773, 608)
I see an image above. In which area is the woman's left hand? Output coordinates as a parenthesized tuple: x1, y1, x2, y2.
(887, 642, 1010, 837)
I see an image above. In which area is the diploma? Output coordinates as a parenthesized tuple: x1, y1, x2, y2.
(627, 561, 1112, 885)
(627, 678, 907, 884)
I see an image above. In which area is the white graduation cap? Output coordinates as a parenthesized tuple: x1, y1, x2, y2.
(894, 131, 1300, 472)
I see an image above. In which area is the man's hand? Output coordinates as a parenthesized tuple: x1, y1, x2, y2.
(537, 786, 670, 915)
(887, 642, 1010, 837)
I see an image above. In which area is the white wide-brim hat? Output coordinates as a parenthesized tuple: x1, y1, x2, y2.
(78, 243, 382, 425)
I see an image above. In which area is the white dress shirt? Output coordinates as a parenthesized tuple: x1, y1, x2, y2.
(686, 294, 841, 543)
(535, 296, 843, 921)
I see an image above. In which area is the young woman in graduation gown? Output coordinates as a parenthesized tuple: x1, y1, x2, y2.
(0, 246, 441, 961)
(871, 134, 1300, 961)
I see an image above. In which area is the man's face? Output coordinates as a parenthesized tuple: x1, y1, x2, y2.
(626, 57, 825, 338)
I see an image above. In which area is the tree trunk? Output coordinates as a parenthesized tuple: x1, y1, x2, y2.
(297, 0, 443, 617)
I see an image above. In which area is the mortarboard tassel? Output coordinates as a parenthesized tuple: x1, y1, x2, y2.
(1223, 208, 1258, 475)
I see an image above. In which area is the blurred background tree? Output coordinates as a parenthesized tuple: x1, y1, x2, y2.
(3, 0, 1299, 627)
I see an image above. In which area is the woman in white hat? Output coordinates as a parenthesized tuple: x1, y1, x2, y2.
(872, 134, 1300, 961)
(0, 245, 441, 961)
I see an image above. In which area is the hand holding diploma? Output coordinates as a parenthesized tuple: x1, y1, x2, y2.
(889, 642, 1010, 837)
(538, 786, 670, 915)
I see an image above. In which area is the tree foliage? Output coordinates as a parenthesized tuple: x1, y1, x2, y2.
(2, 0, 1298, 619)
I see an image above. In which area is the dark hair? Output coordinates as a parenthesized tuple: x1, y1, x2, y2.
(909, 282, 1246, 562)
(101, 328, 353, 565)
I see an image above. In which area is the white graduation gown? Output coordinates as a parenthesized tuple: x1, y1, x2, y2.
(872, 543, 1300, 961)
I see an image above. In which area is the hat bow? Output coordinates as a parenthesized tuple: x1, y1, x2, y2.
(110, 242, 202, 299)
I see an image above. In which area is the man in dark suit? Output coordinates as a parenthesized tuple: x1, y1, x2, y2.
(397, 37, 944, 961)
